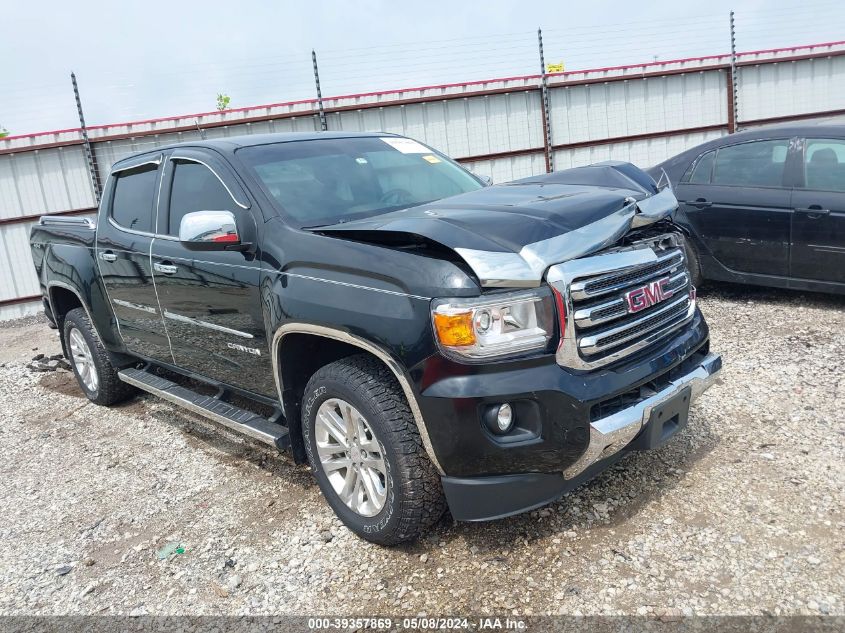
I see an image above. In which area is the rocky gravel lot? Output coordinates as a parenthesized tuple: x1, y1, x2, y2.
(0, 284, 842, 618)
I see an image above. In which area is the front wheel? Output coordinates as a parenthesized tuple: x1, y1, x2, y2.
(302, 354, 446, 545)
(681, 235, 704, 289)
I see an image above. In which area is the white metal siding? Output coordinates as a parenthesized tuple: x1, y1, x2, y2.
(329, 91, 543, 159)
(462, 153, 548, 183)
(548, 70, 727, 145)
(553, 129, 727, 170)
(0, 147, 95, 219)
(738, 56, 845, 122)
(0, 221, 44, 318)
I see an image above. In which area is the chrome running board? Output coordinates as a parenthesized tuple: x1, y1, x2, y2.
(118, 367, 289, 450)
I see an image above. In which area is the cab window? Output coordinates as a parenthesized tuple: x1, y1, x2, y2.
(110, 164, 158, 233)
(167, 160, 239, 236)
(804, 139, 845, 192)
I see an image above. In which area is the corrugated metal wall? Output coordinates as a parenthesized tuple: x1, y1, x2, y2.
(2, 42, 844, 319)
(739, 54, 845, 122)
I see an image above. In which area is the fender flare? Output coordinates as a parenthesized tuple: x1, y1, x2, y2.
(271, 323, 445, 475)
(46, 282, 98, 333)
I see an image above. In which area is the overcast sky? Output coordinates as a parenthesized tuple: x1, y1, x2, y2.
(3, 0, 844, 135)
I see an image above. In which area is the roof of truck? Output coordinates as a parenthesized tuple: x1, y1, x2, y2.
(113, 131, 400, 166)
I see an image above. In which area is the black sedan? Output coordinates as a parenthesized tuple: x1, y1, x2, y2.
(651, 122, 845, 295)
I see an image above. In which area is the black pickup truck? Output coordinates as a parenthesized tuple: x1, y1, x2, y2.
(30, 132, 721, 544)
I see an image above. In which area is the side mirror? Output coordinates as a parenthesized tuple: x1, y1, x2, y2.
(478, 174, 493, 187)
(179, 210, 245, 251)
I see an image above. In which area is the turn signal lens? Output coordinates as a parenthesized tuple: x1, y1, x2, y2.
(433, 311, 476, 347)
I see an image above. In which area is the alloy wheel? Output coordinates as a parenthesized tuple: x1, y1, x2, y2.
(68, 327, 99, 393)
(314, 398, 388, 517)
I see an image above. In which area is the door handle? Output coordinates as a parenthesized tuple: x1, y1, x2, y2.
(796, 206, 830, 218)
(153, 262, 179, 275)
(99, 251, 117, 262)
(689, 198, 712, 209)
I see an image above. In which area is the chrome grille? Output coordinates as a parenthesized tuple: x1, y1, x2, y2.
(547, 234, 696, 370)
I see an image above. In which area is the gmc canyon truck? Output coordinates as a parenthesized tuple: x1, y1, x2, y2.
(30, 132, 721, 545)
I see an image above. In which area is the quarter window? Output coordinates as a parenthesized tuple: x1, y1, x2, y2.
(167, 161, 238, 236)
(110, 164, 158, 233)
(804, 139, 845, 192)
(688, 150, 715, 184)
(711, 140, 789, 188)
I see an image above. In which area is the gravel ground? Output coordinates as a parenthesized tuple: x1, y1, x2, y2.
(0, 284, 842, 617)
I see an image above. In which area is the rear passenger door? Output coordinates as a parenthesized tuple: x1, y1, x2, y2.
(150, 150, 275, 397)
(96, 154, 173, 362)
(790, 138, 845, 284)
(676, 138, 793, 276)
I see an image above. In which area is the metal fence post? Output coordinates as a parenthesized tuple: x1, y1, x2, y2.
(537, 28, 555, 173)
(312, 50, 328, 132)
(70, 72, 102, 202)
(729, 10, 739, 132)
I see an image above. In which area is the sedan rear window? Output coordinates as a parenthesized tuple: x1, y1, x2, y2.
(237, 137, 482, 227)
(804, 139, 845, 192)
(711, 140, 789, 188)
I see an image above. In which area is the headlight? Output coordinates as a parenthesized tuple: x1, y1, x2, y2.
(431, 288, 555, 360)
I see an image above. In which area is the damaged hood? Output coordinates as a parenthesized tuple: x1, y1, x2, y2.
(315, 161, 677, 287)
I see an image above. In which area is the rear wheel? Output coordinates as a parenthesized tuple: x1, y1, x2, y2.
(302, 354, 446, 545)
(62, 308, 136, 406)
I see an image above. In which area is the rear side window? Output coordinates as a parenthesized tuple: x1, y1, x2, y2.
(804, 139, 845, 192)
(167, 161, 238, 236)
(712, 140, 789, 187)
(688, 150, 715, 184)
(110, 164, 158, 233)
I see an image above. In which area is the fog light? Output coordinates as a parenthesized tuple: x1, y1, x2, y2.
(484, 403, 515, 435)
(497, 403, 513, 431)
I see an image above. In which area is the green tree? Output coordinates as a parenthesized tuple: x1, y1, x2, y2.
(216, 94, 231, 111)
(0, 125, 8, 138)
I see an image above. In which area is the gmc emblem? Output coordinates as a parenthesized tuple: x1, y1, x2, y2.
(625, 278, 673, 313)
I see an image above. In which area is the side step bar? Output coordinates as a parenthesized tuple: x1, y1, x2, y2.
(118, 367, 290, 450)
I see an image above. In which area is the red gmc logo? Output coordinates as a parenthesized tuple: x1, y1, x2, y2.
(625, 278, 673, 313)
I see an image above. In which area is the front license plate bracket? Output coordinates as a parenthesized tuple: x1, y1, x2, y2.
(632, 386, 692, 450)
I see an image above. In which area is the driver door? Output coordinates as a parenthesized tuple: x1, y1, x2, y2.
(150, 150, 275, 397)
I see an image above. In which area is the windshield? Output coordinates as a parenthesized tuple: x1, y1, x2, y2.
(237, 136, 483, 227)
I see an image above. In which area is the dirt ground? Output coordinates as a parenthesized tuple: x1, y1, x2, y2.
(0, 285, 842, 617)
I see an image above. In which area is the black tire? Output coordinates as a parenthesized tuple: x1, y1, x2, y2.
(302, 354, 446, 545)
(62, 308, 136, 406)
(681, 235, 704, 289)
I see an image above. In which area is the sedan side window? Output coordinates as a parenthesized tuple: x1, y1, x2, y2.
(110, 164, 158, 233)
(167, 160, 239, 236)
(712, 140, 789, 188)
(804, 139, 845, 192)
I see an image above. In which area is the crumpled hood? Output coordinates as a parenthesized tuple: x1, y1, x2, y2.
(315, 161, 677, 287)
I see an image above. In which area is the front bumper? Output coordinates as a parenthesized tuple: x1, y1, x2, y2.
(441, 352, 722, 522)
(562, 351, 721, 479)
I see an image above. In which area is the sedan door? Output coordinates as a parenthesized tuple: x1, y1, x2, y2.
(790, 137, 845, 284)
(150, 151, 276, 397)
(675, 138, 793, 277)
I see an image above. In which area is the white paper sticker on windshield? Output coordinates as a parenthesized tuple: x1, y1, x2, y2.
(381, 137, 430, 154)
